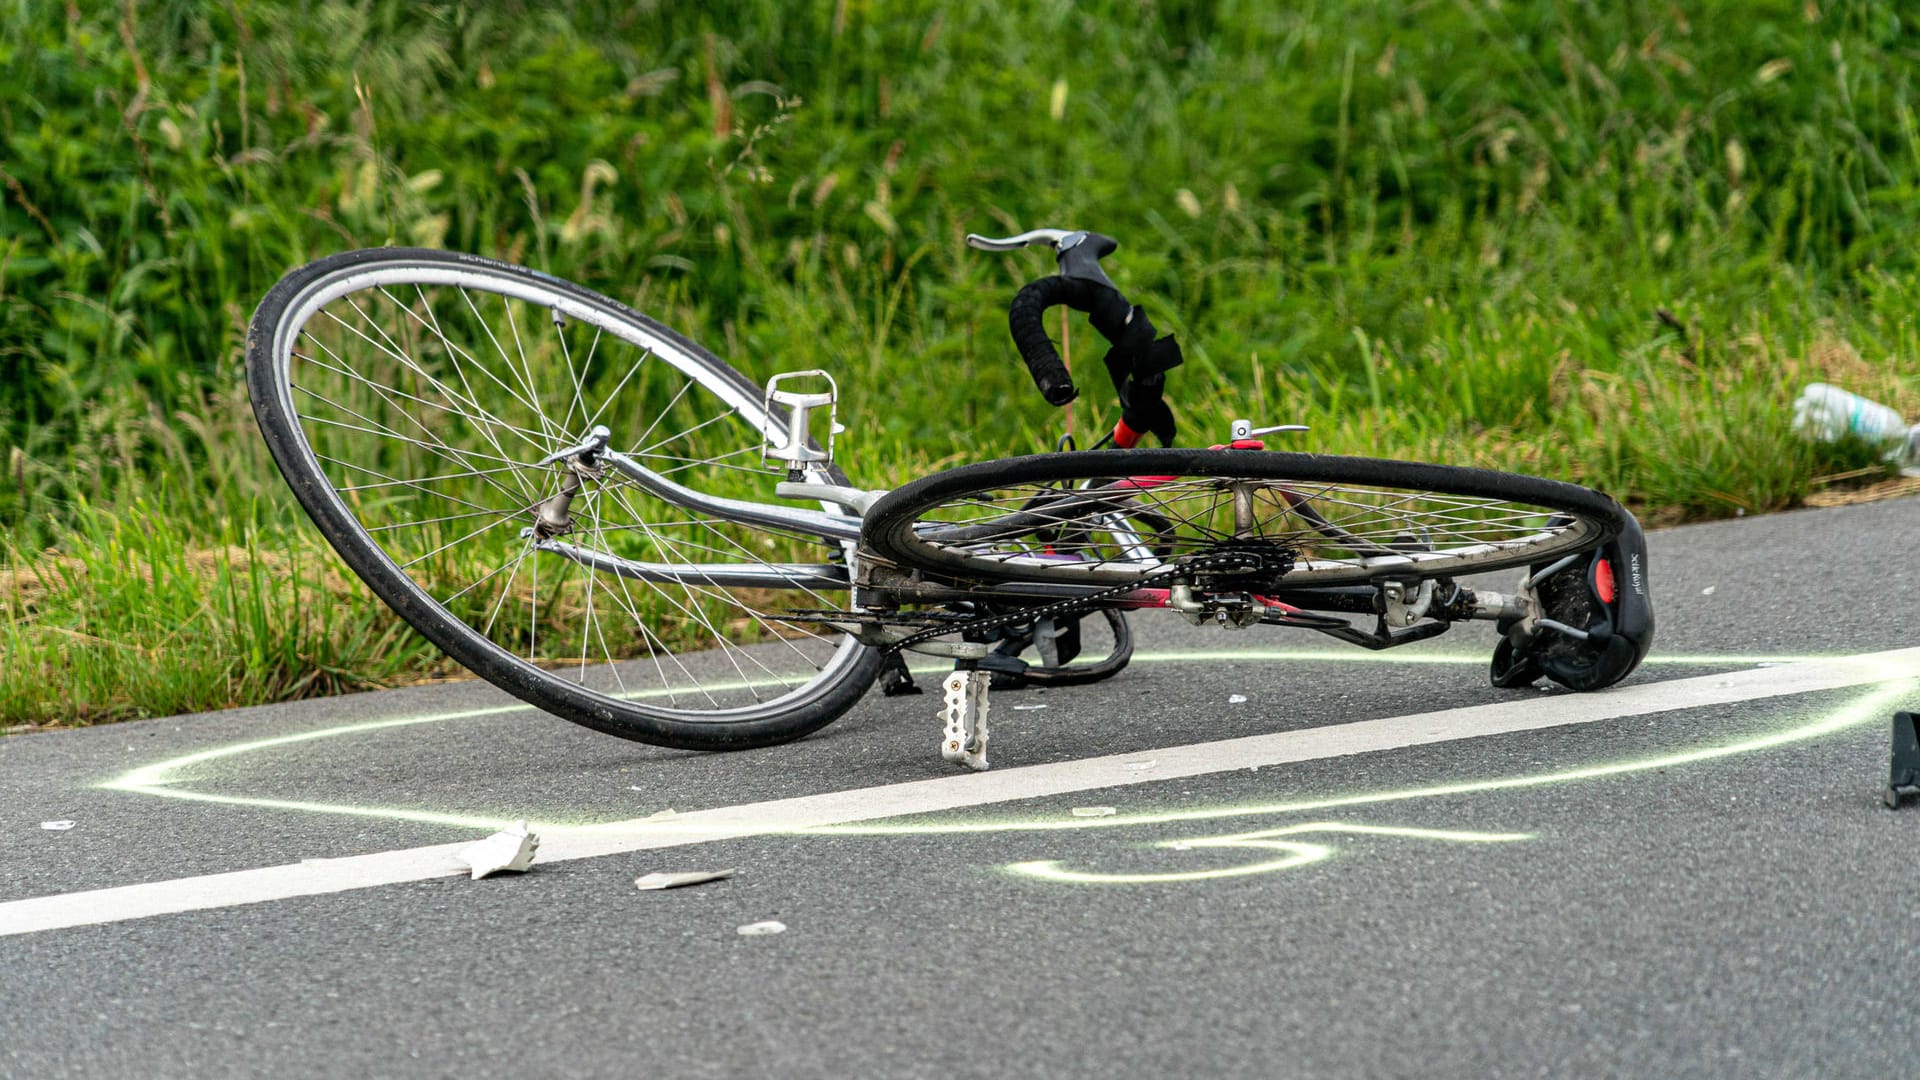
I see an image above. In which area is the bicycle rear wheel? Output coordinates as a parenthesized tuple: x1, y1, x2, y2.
(862, 449, 1626, 588)
(246, 248, 879, 750)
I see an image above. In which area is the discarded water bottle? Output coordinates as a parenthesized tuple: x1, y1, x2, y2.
(1792, 383, 1920, 475)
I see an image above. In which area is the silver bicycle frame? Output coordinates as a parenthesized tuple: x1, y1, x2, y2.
(531, 450, 871, 590)
(532, 447, 1176, 594)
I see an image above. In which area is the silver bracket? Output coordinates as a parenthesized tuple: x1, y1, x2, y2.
(940, 670, 992, 771)
(1381, 578, 1437, 628)
(1168, 581, 1266, 629)
(762, 370, 841, 476)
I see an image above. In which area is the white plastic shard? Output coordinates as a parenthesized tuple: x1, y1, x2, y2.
(635, 869, 734, 891)
(1070, 806, 1117, 818)
(940, 670, 992, 771)
(736, 920, 787, 936)
(39, 821, 76, 832)
(1228, 694, 1249, 704)
(456, 819, 539, 880)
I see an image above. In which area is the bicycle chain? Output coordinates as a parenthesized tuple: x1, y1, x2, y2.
(775, 609, 974, 631)
(884, 550, 1275, 655)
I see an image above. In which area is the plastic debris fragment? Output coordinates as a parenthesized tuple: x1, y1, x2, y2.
(635, 869, 734, 891)
(736, 920, 787, 936)
(1701, 585, 1716, 596)
(456, 819, 539, 879)
(1011, 703, 1049, 711)
(39, 820, 75, 832)
(1793, 383, 1920, 475)
(1070, 806, 1117, 818)
(1228, 694, 1248, 704)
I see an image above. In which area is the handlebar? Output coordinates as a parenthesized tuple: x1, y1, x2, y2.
(1006, 274, 1126, 405)
(967, 228, 1184, 444)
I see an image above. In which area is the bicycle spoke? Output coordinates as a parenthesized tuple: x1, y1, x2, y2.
(888, 467, 1598, 585)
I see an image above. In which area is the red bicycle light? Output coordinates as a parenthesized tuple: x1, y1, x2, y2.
(1594, 558, 1616, 605)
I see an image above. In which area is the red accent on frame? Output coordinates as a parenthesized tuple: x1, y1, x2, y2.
(1113, 418, 1145, 448)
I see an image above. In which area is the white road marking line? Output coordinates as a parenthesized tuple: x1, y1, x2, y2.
(5, 647, 1917, 937)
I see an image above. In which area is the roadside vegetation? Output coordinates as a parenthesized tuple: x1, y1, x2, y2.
(4, 0, 1918, 726)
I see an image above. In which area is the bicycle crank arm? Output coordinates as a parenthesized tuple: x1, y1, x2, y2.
(601, 449, 865, 543)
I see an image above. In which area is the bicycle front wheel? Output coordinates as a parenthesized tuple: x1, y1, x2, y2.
(246, 248, 879, 750)
(862, 449, 1627, 588)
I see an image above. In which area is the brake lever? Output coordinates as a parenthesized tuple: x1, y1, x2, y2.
(965, 228, 1084, 253)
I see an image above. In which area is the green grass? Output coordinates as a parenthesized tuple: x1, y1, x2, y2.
(3, 0, 1918, 726)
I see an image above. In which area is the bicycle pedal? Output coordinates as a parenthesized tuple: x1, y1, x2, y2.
(940, 670, 992, 771)
(762, 370, 841, 478)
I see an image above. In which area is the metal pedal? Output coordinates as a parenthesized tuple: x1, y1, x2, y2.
(762, 370, 840, 478)
(940, 670, 992, 771)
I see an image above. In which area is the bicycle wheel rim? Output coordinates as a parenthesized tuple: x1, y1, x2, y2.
(247, 248, 875, 747)
(863, 448, 1626, 588)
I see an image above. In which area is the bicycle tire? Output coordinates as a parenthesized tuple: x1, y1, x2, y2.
(862, 448, 1627, 588)
(246, 247, 880, 750)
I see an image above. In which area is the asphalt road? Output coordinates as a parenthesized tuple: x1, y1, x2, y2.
(3, 497, 1918, 1078)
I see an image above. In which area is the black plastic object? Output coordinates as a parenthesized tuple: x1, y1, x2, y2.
(1887, 711, 1920, 808)
(957, 608, 1134, 691)
(875, 649, 923, 697)
(1493, 513, 1655, 692)
(1004, 232, 1183, 442)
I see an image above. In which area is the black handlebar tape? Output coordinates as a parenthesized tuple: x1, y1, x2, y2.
(1007, 275, 1133, 406)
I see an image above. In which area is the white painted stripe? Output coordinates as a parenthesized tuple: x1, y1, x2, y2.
(5, 646, 1917, 937)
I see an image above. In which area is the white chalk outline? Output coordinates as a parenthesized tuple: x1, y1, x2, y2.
(1, 646, 1913, 937)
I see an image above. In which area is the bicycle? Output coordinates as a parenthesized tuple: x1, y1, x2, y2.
(245, 227, 1655, 769)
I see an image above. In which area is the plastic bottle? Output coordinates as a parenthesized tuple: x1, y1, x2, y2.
(1792, 383, 1920, 474)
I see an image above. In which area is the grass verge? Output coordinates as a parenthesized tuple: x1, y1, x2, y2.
(3, 1, 1917, 725)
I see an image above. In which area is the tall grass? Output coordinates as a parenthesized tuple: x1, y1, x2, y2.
(3, 0, 1917, 724)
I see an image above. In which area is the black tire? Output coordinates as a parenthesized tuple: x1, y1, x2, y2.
(863, 448, 1627, 588)
(246, 248, 879, 750)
